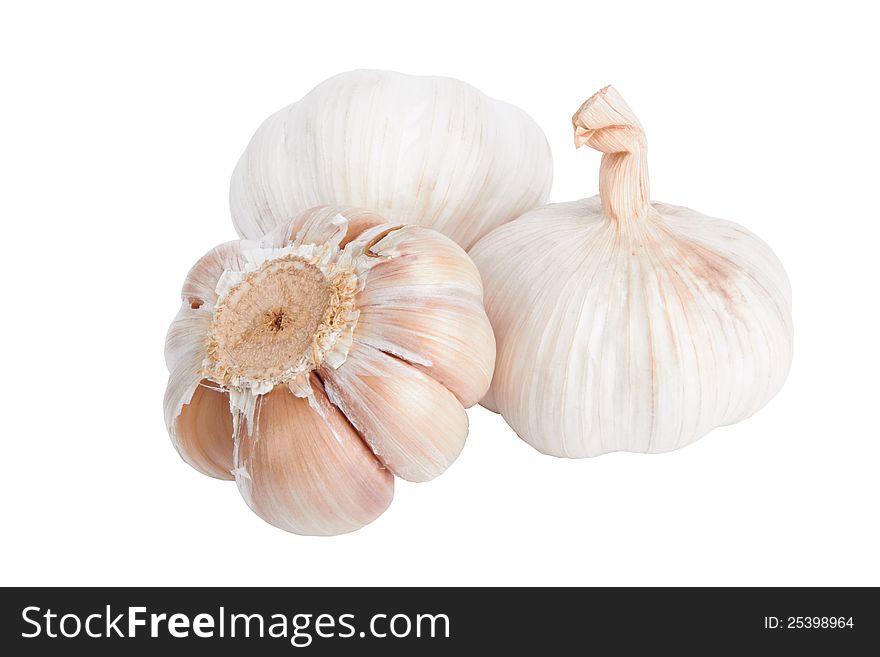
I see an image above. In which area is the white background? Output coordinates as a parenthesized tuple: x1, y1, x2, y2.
(1, 0, 877, 586)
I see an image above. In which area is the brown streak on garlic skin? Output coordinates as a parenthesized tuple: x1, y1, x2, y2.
(676, 240, 736, 305)
(469, 86, 792, 459)
(275, 206, 388, 249)
(655, 222, 748, 320)
(576, 87, 748, 320)
(364, 225, 405, 257)
(340, 212, 390, 248)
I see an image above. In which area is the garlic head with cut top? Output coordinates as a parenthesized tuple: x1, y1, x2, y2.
(163, 206, 495, 535)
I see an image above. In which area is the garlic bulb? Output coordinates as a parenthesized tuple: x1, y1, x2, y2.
(470, 86, 793, 457)
(163, 206, 495, 534)
(230, 69, 553, 250)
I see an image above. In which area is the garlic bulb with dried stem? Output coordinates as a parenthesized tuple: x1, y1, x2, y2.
(230, 69, 553, 250)
(164, 206, 495, 535)
(470, 86, 793, 457)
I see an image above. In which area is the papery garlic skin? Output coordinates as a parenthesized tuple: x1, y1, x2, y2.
(230, 69, 553, 250)
(470, 87, 793, 457)
(163, 206, 494, 534)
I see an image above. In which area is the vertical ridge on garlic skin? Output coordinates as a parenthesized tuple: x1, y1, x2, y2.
(234, 379, 394, 536)
(230, 69, 553, 250)
(353, 226, 494, 407)
(471, 201, 607, 456)
(319, 341, 468, 482)
(470, 86, 792, 458)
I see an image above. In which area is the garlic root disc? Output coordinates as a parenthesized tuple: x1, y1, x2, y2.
(230, 69, 553, 250)
(470, 86, 793, 457)
(163, 206, 495, 534)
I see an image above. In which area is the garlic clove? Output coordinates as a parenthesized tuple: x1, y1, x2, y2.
(358, 225, 484, 297)
(163, 303, 236, 477)
(355, 298, 494, 409)
(320, 341, 468, 482)
(165, 382, 234, 480)
(163, 301, 211, 373)
(180, 240, 250, 311)
(233, 377, 393, 536)
(173, 381, 235, 480)
(354, 226, 494, 406)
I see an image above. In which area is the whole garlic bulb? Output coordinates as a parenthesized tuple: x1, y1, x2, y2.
(470, 86, 793, 457)
(163, 206, 495, 535)
(230, 69, 553, 250)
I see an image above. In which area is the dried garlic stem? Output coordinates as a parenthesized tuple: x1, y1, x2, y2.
(573, 85, 650, 224)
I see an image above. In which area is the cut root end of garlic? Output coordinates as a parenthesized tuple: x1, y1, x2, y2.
(205, 254, 357, 392)
(163, 206, 496, 535)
